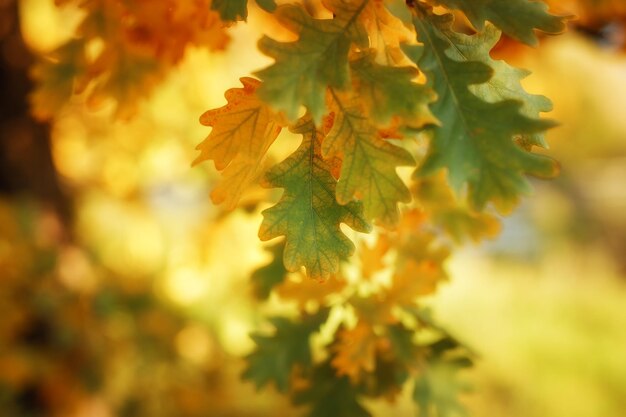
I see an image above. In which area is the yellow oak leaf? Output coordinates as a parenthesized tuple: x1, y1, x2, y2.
(325, 90, 414, 227)
(194, 77, 283, 209)
(360, 0, 414, 65)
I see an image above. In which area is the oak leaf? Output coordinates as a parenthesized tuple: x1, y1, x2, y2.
(255, 1, 369, 122)
(350, 52, 437, 130)
(33, 0, 229, 118)
(360, 0, 414, 65)
(259, 117, 371, 280)
(405, 11, 559, 212)
(434, 0, 567, 45)
(325, 91, 414, 227)
(386, 323, 420, 365)
(331, 321, 378, 383)
(455, 24, 554, 148)
(385, 209, 450, 275)
(211, 0, 249, 22)
(194, 77, 282, 209)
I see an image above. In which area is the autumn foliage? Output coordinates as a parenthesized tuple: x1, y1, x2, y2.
(22, 0, 575, 415)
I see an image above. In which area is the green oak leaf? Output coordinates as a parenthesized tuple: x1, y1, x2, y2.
(259, 117, 371, 279)
(256, 1, 369, 123)
(211, 0, 276, 22)
(350, 52, 437, 129)
(243, 309, 328, 392)
(455, 24, 554, 147)
(293, 361, 371, 417)
(434, 0, 567, 45)
(404, 11, 558, 212)
(325, 90, 414, 227)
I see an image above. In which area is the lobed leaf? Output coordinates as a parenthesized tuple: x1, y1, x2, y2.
(194, 77, 282, 209)
(433, 0, 568, 45)
(456, 24, 554, 147)
(360, 0, 414, 65)
(405, 11, 559, 212)
(331, 322, 378, 383)
(255, 0, 277, 13)
(350, 52, 437, 129)
(325, 90, 414, 227)
(359, 237, 391, 280)
(259, 117, 371, 280)
(388, 259, 445, 301)
(255, 1, 369, 123)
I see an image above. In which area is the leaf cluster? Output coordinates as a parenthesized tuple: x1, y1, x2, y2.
(32, 0, 229, 119)
(244, 211, 473, 416)
(196, 0, 567, 279)
(27, 1, 569, 415)
(195, 1, 567, 414)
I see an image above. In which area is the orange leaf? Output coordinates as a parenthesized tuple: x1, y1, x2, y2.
(360, 0, 414, 65)
(195, 77, 283, 209)
(388, 259, 445, 303)
(331, 321, 378, 383)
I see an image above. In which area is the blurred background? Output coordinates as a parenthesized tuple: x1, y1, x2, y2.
(0, 0, 625, 416)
